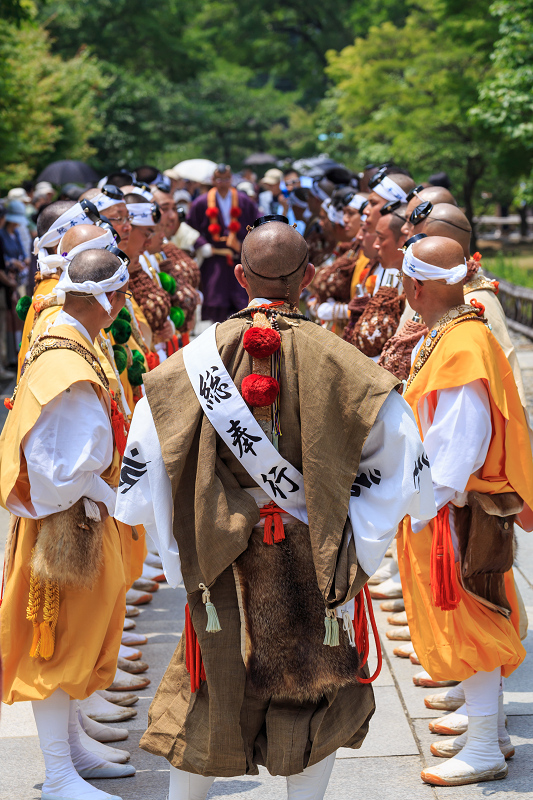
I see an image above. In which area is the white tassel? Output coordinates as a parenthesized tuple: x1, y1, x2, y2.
(83, 497, 101, 522)
(199, 583, 221, 633)
(343, 611, 356, 647)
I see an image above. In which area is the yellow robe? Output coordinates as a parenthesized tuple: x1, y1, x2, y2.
(349, 251, 370, 299)
(398, 320, 533, 681)
(17, 276, 60, 377)
(0, 325, 128, 703)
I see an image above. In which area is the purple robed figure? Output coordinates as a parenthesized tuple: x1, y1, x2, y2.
(187, 175, 259, 322)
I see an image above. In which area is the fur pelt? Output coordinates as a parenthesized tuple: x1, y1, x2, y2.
(454, 491, 523, 616)
(233, 522, 362, 703)
(32, 497, 104, 590)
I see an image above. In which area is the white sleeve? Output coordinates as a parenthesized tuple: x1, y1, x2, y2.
(316, 299, 350, 321)
(114, 396, 181, 587)
(347, 390, 437, 576)
(8, 382, 116, 519)
(410, 380, 492, 532)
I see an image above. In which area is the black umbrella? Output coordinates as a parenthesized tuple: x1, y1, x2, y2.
(37, 160, 100, 186)
(243, 152, 276, 166)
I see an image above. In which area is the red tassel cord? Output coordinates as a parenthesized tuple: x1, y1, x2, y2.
(430, 506, 461, 611)
(110, 397, 129, 457)
(355, 586, 383, 684)
(185, 603, 206, 693)
(259, 501, 286, 545)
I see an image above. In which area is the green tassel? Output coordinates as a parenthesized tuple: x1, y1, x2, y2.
(205, 601, 221, 633)
(324, 610, 339, 647)
(199, 583, 221, 633)
(323, 615, 332, 646)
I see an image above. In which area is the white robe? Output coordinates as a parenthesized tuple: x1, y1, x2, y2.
(6, 311, 116, 520)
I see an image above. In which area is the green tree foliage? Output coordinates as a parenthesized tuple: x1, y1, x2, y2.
(0, 21, 108, 191)
(471, 0, 533, 203)
(322, 2, 502, 223)
(90, 63, 296, 174)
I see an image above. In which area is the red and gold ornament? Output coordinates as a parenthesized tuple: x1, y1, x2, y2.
(241, 320, 282, 408)
(205, 186, 242, 264)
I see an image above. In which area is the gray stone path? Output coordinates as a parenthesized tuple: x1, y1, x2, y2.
(1, 342, 533, 799)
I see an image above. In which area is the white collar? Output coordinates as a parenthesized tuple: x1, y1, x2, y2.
(52, 309, 93, 344)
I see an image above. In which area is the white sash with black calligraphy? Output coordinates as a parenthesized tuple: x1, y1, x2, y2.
(184, 323, 436, 577)
(183, 323, 309, 523)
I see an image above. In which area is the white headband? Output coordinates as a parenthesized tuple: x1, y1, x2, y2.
(92, 193, 124, 212)
(132, 187, 153, 202)
(348, 193, 368, 212)
(37, 250, 67, 278)
(310, 181, 330, 201)
(34, 203, 92, 254)
(127, 203, 155, 226)
(373, 175, 407, 204)
(327, 204, 344, 226)
(54, 254, 129, 313)
(403, 244, 467, 285)
(39, 229, 116, 279)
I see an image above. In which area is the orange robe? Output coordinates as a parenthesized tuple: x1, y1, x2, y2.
(0, 325, 128, 703)
(398, 319, 533, 681)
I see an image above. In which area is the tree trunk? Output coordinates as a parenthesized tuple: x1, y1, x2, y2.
(463, 156, 485, 254)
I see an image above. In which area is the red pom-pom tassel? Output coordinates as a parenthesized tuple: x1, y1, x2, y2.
(208, 223, 221, 236)
(241, 374, 279, 407)
(145, 351, 160, 371)
(228, 220, 241, 233)
(4, 398, 13, 410)
(243, 327, 281, 358)
(206, 207, 219, 219)
(230, 206, 242, 218)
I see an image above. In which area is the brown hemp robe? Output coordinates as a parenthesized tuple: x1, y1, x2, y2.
(140, 314, 398, 777)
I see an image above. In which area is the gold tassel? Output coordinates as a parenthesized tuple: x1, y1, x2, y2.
(26, 551, 42, 658)
(39, 579, 60, 660)
(199, 583, 221, 633)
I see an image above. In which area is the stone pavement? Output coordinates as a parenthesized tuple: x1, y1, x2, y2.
(1, 340, 533, 799)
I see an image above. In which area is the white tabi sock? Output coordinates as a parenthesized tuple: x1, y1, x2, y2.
(287, 752, 336, 800)
(422, 667, 506, 784)
(168, 765, 215, 800)
(32, 689, 123, 800)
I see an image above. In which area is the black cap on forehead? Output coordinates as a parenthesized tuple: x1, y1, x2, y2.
(216, 163, 230, 174)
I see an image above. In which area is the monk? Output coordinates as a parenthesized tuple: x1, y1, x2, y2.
(19, 200, 76, 372)
(0, 250, 135, 800)
(397, 236, 533, 786)
(364, 168, 416, 235)
(399, 204, 529, 420)
(115, 218, 436, 800)
(401, 185, 457, 239)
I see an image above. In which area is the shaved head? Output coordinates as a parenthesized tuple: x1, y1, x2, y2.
(36, 200, 76, 238)
(412, 235, 465, 272)
(419, 203, 471, 258)
(78, 188, 100, 202)
(242, 222, 308, 279)
(419, 186, 457, 206)
(69, 249, 122, 286)
(59, 224, 104, 254)
(237, 222, 311, 304)
(404, 236, 466, 326)
(388, 172, 416, 194)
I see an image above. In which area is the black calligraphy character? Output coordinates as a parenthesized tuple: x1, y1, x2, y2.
(119, 447, 149, 494)
(413, 453, 430, 491)
(261, 466, 300, 500)
(350, 469, 381, 498)
(227, 420, 261, 458)
(199, 366, 232, 410)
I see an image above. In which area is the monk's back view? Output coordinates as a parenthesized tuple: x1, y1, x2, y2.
(115, 216, 436, 799)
